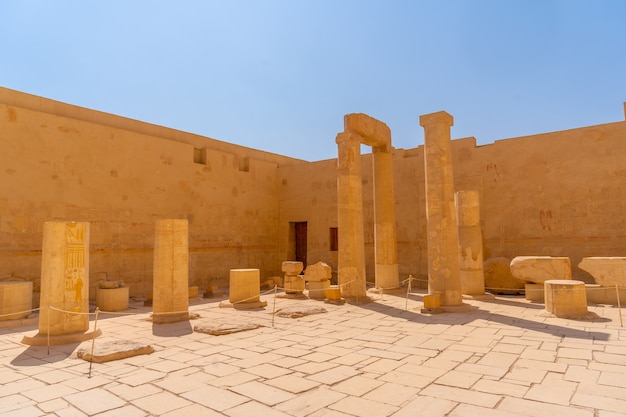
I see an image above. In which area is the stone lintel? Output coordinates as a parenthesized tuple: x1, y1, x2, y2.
(419, 111, 454, 128)
(335, 130, 362, 145)
(344, 113, 391, 148)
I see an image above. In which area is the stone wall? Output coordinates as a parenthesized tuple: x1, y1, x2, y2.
(0, 87, 303, 299)
(2, 87, 625, 299)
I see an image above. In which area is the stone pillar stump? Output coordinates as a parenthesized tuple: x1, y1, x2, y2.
(544, 280, 589, 318)
(224, 269, 267, 309)
(23, 221, 101, 346)
(153, 219, 189, 323)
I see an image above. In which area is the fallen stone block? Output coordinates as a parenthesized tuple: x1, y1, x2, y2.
(77, 340, 154, 363)
(510, 256, 571, 283)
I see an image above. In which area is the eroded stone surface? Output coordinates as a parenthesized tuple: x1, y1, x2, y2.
(304, 261, 332, 282)
(275, 305, 327, 318)
(510, 256, 572, 283)
(579, 257, 626, 287)
(77, 340, 154, 363)
(544, 279, 590, 319)
(484, 257, 525, 294)
(194, 322, 262, 335)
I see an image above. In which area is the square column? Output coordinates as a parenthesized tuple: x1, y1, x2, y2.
(23, 221, 101, 346)
(373, 147, 399, 289)
(153, 219, 189, 323)
(336, 131, 367, 300)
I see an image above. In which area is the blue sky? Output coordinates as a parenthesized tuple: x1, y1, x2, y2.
(2, 1, 625, 161)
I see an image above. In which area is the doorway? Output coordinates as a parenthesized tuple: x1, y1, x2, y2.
(294, 222, 308, 268)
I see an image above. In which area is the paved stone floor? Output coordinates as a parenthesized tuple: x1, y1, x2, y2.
(1, 290, 625, 416)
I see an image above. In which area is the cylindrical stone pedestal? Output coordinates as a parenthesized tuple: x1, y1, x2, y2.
(227, 269, 267, 309)
(544, 280, 589, 318)
(153, 219, 189, 323)
(0, 281, 33, 320)
(23, 221, 101, 346)
(96, 286, 129, 312)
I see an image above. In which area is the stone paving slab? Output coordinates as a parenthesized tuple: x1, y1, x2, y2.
(0, 293, 625, 416)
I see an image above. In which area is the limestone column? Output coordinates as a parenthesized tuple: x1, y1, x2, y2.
(455, 190, 491, 298)
(420, 111, 463, 307)
(153, 219, 189, 323)
(336, 131, 367, 299)
(23, 221, 100, 345)
(373, 146, 399, 289)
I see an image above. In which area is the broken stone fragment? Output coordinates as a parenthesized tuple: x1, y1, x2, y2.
(77, 340, 154, 363)
(194, 322, 262, 335)
(99, 280, 119, 289)
(274, 305, 327, 318)
(510, 256, 571, 283)
(304, 261, 332, 282)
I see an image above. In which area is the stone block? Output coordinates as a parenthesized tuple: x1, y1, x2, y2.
(578, 257, 626, 287)
(308, 280, 330, 299)
(96, 286, 129, 312)
(282, 261, 303, 275)
(0, 281, 32, 320)
(285, 275, 305, 294)
(229, 269, 261, 304)
(510, 256, 572, 284)
(304, 261, 332, 282)
(326, 285, 342, 300)
(484, 257, 525, 294)
(544, 280, 588, 318)
(423, 294, 441, 309)
(525, 283, 545, 302)
(225, 268, 267, 309)
(188, 286, 199, 298)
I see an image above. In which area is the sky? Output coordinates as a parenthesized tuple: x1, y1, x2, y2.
(2, 0, 626, 161)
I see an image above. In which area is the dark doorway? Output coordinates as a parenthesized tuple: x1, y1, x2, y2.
(294, 222, 308, 268)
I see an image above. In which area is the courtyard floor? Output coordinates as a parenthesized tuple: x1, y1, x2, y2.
(1, 290, 625, 417)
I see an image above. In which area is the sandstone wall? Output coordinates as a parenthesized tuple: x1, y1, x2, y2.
(2, 87, 625, 300)
(0, 88, 302, 300)
(279, 118, 626, 287)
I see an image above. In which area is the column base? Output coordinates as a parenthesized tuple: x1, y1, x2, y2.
(462, 293, 496, 301)
(152, 312, 190, 324)
(345, 296, 373, 305)
(22, 328, 102, 346)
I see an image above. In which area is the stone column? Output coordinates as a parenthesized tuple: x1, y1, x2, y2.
(455, 190, 492, 298)
(153, 219, 189, 323)
(373, 146, 400, 289)
(23, 221, 100, 345)
(420, 111, 463, 307)
(336, 131, 367, 299)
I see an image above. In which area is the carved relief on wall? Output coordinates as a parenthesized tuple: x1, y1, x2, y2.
(64, 222, 86, 312)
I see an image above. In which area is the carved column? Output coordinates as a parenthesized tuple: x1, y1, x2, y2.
(455, 190, 490, 297)
(23, 221, 101, 346)
(336, 131, 367, 299)
(373, 145, 399, 289)
(153, 219, 189, 323)
(420, 111, 463, 306)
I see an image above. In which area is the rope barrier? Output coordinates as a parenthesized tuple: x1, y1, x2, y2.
(616, 285, 623, 327)
(88, 308, 99, 378)
(0, 307, 40, 319)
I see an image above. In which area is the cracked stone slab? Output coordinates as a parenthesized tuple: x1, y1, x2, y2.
(275, 305, 327, 318)
(194, 322, 263, 335)
(77, 340, 154, 363)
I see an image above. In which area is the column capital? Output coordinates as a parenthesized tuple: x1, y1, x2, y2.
(419, 111, 454, 128)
